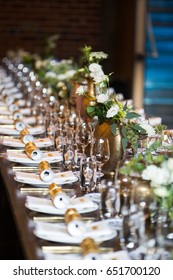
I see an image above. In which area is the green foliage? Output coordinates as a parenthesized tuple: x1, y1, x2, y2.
(119, 140, 166, 176)
(111, 123, 117, 136)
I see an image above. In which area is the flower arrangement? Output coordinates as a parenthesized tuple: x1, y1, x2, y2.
(141, 157, 173, 218)
(6, 49, 40, 70)
(35, 58, 78, 99)
(75, 46, 164, 152)
(119, 139, 173, 217)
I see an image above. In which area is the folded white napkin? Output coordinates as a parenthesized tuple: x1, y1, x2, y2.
(1, 77, 13, 84)
(26, 195, 97, 214)
(44, 250, 130, 260)
(33, 220, 116, 244)
(2, 87, 19, 95)
(0, 118, 13, 124)
(1, 137, 53, 148)
(18, 108, 31, 115)
(44, 253, 81, 260)
(1, 82, 15, 90)
(15, 170, 77, 185)
(68, 196, 96, 211)
(0, 107, 32, 116)
(7, 150, 62, 164)
(0, 116, 36, 125)
(0, 125, 45, 135)
(0, 110, 12, 116)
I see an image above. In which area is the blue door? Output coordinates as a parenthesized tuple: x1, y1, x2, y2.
(144, 0, 173, 128)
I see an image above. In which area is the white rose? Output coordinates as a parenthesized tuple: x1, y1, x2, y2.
(142, 165, 170, 187)
(35, 60, 43, 69)
(47, 87, 53, 95)
(140, 123, 156, 137)
(65, 69, 77, 79)
(153, 187, 169, 198)
(96, 94, 109, 103)
(92, 72, 108, 84)
(45, 71, 57, 79)
(76, 85, 88, 95)
(106, 104, 119, 118)
(161, 158, 173, 172)
(141, 165, 159, 181)
(89, 63, 102, 73)
(57, 74, 67, 80)
(168, 172, 173, 184)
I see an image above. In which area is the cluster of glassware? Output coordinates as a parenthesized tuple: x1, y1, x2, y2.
(1, 56, 172, 260)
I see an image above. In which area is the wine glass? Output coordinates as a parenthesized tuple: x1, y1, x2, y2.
(75, 121, 92, 155)
(93, 137, 110, 188)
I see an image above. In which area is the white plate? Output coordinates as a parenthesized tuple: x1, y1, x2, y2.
(14, 170, 78, 186)
(1, 137, 53, 148)
(6, 150, 62, 165)
(0, 107, 31, 116)
(84, 193, 101, 204)
(44, 250, 130, 260)
(0, 125, 45, 136)
(25, 196, 98, 214)
(0, 116, 36, 125)
(33, 220, 117, 244)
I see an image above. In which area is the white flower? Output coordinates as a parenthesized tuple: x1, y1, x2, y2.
(76, 85, 88, 95)
(140, 123, 156, 137)
(35, 60, 44, 69)
(161, 158, 173, 172)
(89, 51, 108, 61)
(57, 81, 65, 88)
(57, 73, 67, 80)
(47, 87, 53, 95)
(96, 94, 109, 103)
(153, 187, 170, 198)
(141, 165, 170, 187)
(142, 165, 158, 181)
(58, 90, 66, 98)
(89, 63, 102, 73)
(106, 104, 119, 118)
(45, 71, 57, 79)
(91, 72, 108, 84)
(65, 69, 77, 79)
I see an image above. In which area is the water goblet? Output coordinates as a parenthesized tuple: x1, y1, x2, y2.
(75, 121, 92, 155)
(93, 137, 110, 189)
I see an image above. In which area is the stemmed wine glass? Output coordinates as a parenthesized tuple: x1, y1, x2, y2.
(75, 121, 92, 155)
(93, 137, 110, 188)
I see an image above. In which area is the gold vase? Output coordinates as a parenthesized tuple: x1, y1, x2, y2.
(71, 79, 96, 121)
(83, 78, 96, 121)
(94, 121, 123, 175)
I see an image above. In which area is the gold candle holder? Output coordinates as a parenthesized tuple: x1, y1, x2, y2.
(20, 128, 34, 144)
(20, 128, 30, 140)
(49, 183, 63, 199)
(14, 118, 26, 131)
(38, 160, 51, 173)
(80, 237, 99, 256)
(14, 118, 22, 125)
(8, 103, 19, 112)
(49, 183, 70, 209)
(13, 109, 22, 120)
(64, 208, 81, 225)
(25, 142, 39, 158)
(4, 95, 14, 105)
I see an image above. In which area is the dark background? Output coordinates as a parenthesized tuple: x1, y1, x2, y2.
(0, 0, 137, 99)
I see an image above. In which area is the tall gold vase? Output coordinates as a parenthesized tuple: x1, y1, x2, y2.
(71, 79, 96, 121)
(94, 121, 123, 174)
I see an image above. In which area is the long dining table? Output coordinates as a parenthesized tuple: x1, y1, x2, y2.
(0, 143, 120, 260)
